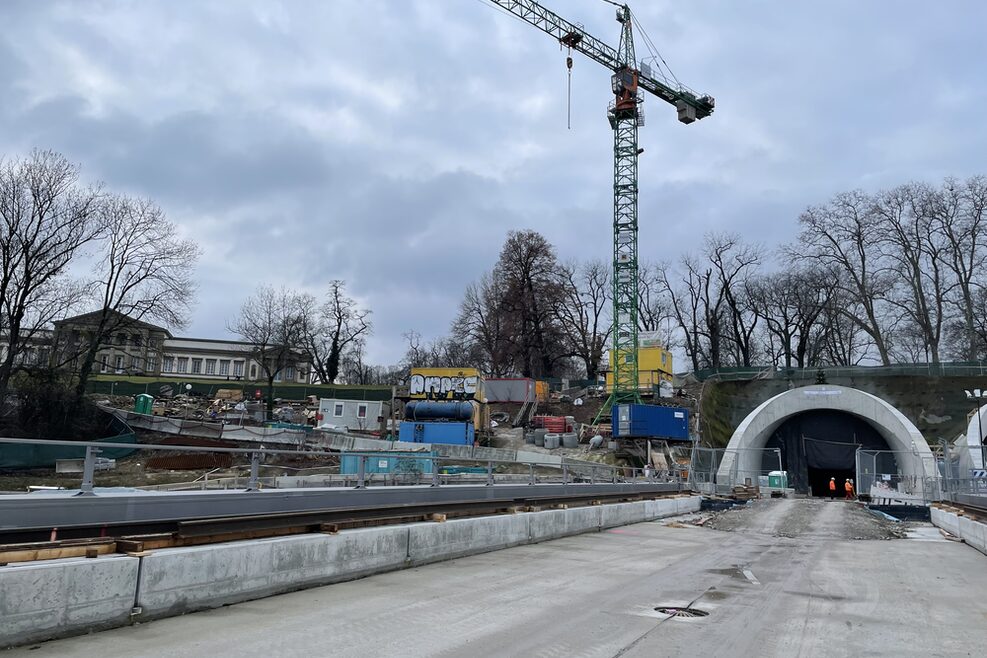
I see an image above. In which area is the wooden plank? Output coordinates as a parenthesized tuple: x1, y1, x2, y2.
(0, 542, 116, 564)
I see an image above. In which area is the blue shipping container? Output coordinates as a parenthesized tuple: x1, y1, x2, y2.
(613, 404, 690, 440)
(398, 421, 475, 446)
(340, 451, 436, 475)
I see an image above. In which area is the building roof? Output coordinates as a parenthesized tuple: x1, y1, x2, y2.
(54, 310, 173, 338)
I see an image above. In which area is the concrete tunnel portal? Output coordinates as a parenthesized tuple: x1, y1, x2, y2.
(716, 385, 936, 496)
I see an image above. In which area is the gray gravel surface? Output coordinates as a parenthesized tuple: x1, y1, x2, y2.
(704, 497, 906, 540)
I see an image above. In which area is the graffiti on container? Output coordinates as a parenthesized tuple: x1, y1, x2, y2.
(409, 374, 478, 400)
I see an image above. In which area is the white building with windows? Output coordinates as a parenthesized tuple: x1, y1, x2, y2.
(318, 398, 390, 432)
(51, 311, 312, 384)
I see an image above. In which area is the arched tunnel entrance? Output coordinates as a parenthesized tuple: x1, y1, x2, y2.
(761, 410, 897, 496)
(716, 385, 936, 500)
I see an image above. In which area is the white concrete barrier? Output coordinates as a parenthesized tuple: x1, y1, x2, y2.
(3, 495, 705, 646)
(958, 517, 987, 554)
(0, 555, 139, 648)
(528, 506, 602, 542)
(644, 498, 679, 520)
(676, 496, 702, 515)
(930, 506, 987, 556)
(408, 514, 529, 564)
(136, 527, 409, 619)
(599, 502, 648, 529)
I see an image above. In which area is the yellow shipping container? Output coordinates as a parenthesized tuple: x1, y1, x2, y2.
(409, 367, 484, 401)
(535, 380, 549, 403)
(604, 346, 673, 394)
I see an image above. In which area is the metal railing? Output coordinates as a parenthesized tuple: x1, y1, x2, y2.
(695, 361, 987, 382)
(0, 436, 683, 495)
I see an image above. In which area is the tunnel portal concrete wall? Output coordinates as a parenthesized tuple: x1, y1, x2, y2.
(717, 385, 936, 485)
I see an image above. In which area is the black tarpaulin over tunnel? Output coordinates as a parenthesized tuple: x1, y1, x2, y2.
(762, 410, 893, 494)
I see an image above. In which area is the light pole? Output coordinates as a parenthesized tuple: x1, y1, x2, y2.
(184, 383, 193, 421)
(964, 389, 987, 470)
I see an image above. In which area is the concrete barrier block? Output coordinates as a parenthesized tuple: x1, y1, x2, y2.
(944, 511, 961, 537)
(644, 499, 678, 520)
(0, 556, 139, 648)
(676, 496, 701, 514)
(958, 516, 987, 555)
(408, 515, 529, 564)
(528, 506, 601, 542)
(136, 527, 409, 619)
(600, 502, 648, 529)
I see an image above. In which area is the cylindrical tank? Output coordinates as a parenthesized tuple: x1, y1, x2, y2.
(562, 432, 578, 448)
(534, 432, 545, 447)
(404, 400, 473, 421)
(545, 433, 560, 449)
(525, 432, 536, 444)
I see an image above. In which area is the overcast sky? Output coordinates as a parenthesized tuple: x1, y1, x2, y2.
(2, 0, 985, 365)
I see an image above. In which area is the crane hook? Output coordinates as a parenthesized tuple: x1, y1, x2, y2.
(566, 52, 573, 130)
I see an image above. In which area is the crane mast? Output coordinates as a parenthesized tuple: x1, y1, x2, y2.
(486, 0, 713, 413)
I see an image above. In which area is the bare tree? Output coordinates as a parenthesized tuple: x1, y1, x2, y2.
(794, 191, 896, 365)
(707, 233, 763, 367)
(300, 280, 372, 384)
(638, 261, 676, 346)
(554, 259, 610, 379)
(752, 266, 832, 368)
(451, 273, 515, 376)
(933, 176, 987, 360)
(73, 195, 200, 399)
(872, 183, 952, 364)
(494, 230, 567, 378)
(229, 286, 307, 418)
(0, 150, 103, 400)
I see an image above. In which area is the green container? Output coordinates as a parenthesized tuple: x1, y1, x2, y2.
(768, 471, 788, 488)
(134, 394, 154, 415)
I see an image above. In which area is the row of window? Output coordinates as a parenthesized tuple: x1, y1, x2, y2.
(100, 354, 157, 372)
(161, 356, 245, 377)
(97, 352, 304, 382)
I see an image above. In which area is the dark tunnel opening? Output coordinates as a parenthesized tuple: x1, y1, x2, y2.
(761, 410, 896, 495)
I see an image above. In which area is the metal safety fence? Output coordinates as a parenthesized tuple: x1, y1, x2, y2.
(0, 436, 684, 495)
(855, 449, 940, 505)
(689, 446, 785, 495)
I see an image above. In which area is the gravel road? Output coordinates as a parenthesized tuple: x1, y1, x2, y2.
(704, 497, 906, 540)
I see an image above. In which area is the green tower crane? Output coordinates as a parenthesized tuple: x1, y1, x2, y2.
(485, 1, 714, 415)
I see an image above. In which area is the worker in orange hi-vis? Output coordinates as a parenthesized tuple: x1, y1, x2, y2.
(828, 477, 837, 501)
(844, 478, 855, 501)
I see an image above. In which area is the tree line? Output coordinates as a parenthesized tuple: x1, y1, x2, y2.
(4, 147, 983, 413)
(406, 175, 987, 379)
(666, 176, 987, 371)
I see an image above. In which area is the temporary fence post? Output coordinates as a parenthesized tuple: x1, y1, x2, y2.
(528, 464, 535, 485)
(612, 467, 618, 484)
(356, 455, 366, 489)
(77, 445, 101, 496)
(431, 458, 440, 487)
(562, 464, 569, 484)
(590, 467, 596, 484)
(247, 451, 261, 490)
(486, 461, 494, 486)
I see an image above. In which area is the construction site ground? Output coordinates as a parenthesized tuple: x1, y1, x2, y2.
(13, 497, 984, 657)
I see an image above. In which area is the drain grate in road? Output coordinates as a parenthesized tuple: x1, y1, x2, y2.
(654, 606, 709, 618)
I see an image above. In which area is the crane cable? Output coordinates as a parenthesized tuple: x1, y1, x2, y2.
(629, 9, 682, 90)
(566, 48, 573, 130)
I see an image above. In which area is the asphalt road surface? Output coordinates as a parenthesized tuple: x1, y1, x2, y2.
(10, 498, 986, 657)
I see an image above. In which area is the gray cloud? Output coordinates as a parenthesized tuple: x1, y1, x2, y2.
(1, 0, 985, 364)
